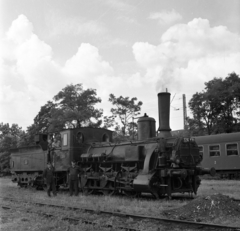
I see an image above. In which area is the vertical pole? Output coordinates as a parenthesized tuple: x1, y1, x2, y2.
(183, 94, 187, 130)
(132, 117, 134, 140)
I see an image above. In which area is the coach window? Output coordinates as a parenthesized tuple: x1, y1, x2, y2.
(76, 132, 84, 144)
(63, 133, 68, 146)
(209, 145, 220, 157)
(102, 134, 109, 142)
(226, 143, 238, 156)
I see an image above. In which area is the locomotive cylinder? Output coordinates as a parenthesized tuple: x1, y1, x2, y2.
(157, 92, 172, 138)
(137, 113, 156, 140)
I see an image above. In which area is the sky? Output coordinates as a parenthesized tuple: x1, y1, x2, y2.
(1, 0, 240, 132)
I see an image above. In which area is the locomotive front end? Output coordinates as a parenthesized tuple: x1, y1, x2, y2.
(79, 91, 215, 198)
(133, 91, 215, 198)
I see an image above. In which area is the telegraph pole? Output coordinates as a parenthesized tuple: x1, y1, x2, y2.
(183, 94, 187, 130)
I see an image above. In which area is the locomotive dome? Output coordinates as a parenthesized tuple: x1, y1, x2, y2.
(137, 113, 156, 140)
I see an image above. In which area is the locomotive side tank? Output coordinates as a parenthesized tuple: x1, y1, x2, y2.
(80, 92, 215, 198)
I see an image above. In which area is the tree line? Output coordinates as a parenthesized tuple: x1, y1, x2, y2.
(187, 72, 240, 135)
(1, 72, 240, 171)
(0, 84, 142, 171)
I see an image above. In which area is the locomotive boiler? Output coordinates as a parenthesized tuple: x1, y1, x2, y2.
(79, 92, 215, 198)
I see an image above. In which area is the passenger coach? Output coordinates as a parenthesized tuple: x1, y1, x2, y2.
(195, 132, 240, 178)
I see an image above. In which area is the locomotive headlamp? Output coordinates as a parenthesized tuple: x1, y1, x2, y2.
(170, 154, 180, 165)
(175, 158, 180, 164)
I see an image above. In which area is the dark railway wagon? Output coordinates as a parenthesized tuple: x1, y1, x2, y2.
(11, 128, 113, 188)
(11, 91, 215, 198)
(195, 133, 240, 179)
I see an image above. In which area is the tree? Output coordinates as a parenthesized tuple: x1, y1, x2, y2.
(102, 115, 118, 129)
(52, 84, 103, 130)
(34, 101, 57, 133)
(187, 92, 217, 135)
(0, 123, 23, 152)
(32, 84, 103, 133)
(108, 94, 143, 136)
(17, 124, 38, 147)
(0, 123, 24, 171)
(188, 72, 240, 135)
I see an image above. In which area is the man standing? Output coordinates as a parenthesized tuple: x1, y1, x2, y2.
(43, 162, 57, 197)
(52, 136, 61, 149)
(51, 135, 61, 165)
(68, 161, 80, 196)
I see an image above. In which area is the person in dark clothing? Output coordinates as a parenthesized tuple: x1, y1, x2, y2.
(43, 162, 57, 197)
(68, 161, 80, 196)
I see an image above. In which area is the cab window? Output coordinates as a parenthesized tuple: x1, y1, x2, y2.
(102, 134, 109, 142)
(76, 132, 84, 143)
(63, 133, 68, 146)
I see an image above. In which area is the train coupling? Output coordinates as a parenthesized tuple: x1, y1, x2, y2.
(196, 167, 216, 176)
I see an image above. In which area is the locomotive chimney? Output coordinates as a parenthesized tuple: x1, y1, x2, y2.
(157, 91, 172, 138)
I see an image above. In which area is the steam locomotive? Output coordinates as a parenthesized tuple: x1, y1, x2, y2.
(11, 92, 215, 198)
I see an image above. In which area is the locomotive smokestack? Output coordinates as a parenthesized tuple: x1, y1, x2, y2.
(158, 92, 172, 138)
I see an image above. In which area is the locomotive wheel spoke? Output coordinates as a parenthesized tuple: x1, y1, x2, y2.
(101, 189, 114, 196)
(82, 180, 94, 195)
(100, 181, 115, 196)
(123, 190, 138, 198)
(42, 184, 47, 191)
(82, 188, 94, 195)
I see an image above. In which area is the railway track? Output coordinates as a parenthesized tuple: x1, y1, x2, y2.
(1, 196, 240, 231)
(1, 204, 138, 231)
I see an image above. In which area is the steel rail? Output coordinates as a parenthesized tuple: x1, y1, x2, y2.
(1, 204, 139, 231)
(1, 197, 240, 231)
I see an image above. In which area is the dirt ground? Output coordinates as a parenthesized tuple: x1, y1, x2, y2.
(163, 194, 240, 224)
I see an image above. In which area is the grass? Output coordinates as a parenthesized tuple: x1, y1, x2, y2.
(1, 176, 240, 230)
(0, 177, 186, 217)
(198, 179, 240, 199)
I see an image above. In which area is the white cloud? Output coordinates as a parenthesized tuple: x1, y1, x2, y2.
(6, 14, 33, 44)
(149, 9, 182, 25)
(132, 18, 240, 93)
(64, 43, 113, 78)
(0, 15, 117, 129)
